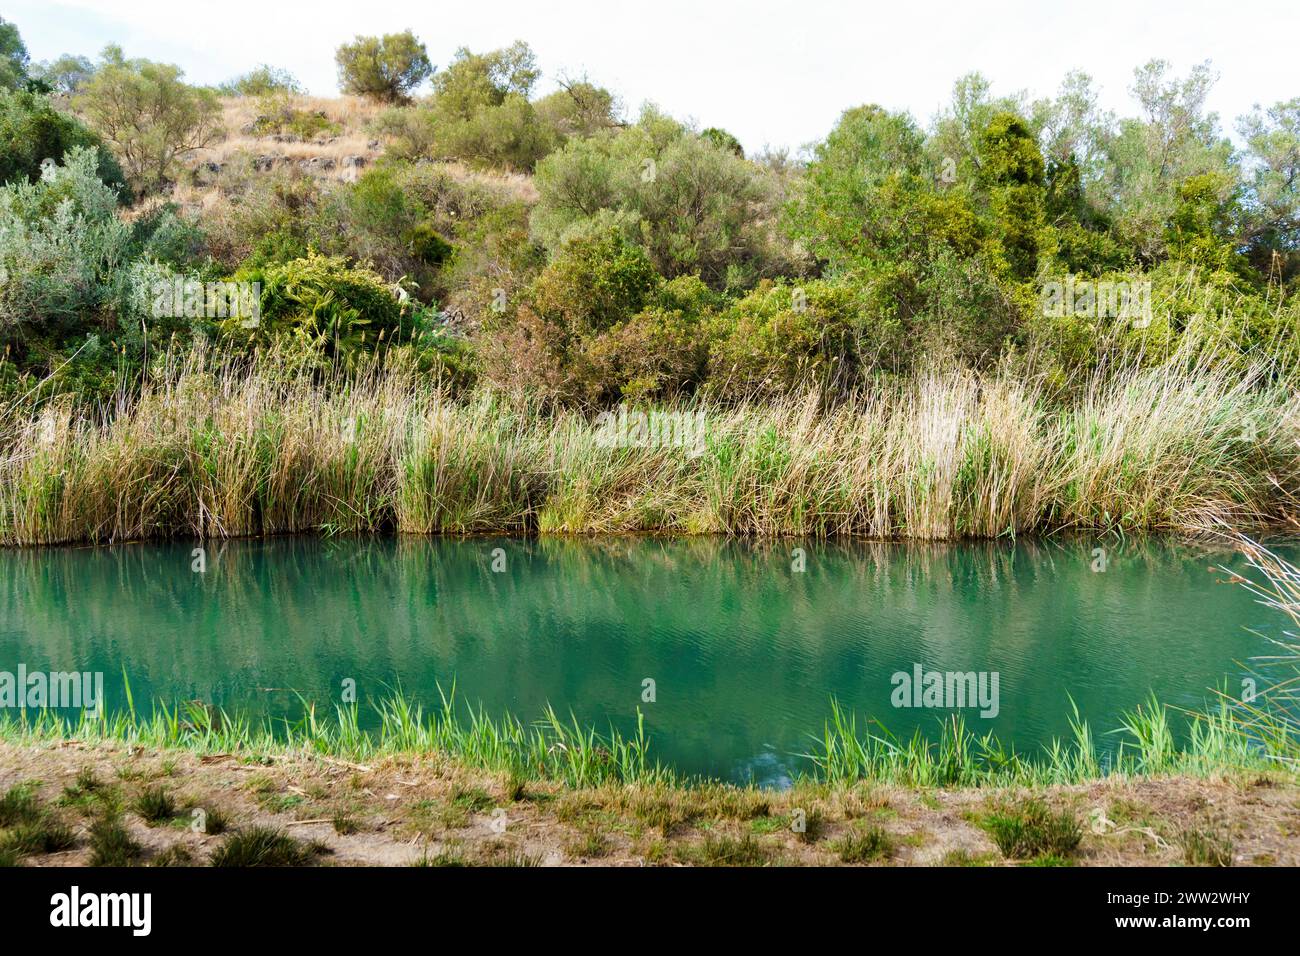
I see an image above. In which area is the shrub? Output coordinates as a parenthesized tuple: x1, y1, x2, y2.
(335, 31, 432, 104)
(232, 252, 404, 360)
(532, 109, 781, 287)
(0, 89, 127, 193)
(708, 278, 906, 398)
(246, 91, 339, 140)
(218, 64, 303, 97)
(0, 147, 131, 343)
(528, 226, 660, 332)
(127, 203, 207, 267)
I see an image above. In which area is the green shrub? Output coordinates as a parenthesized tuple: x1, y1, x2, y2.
(0, 89, 127, 194)
(480, 227, 663, 404)
(233, 252, 404, 359)
(532, 109, 781, 287)
(407, 221, 455, 266)
(0, 147, 131, 343)
(335, 31, 432, 104)
(218, 64, 303, 97)
(708, 278, 904, 398)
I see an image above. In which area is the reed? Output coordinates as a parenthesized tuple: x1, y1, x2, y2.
(2, 350, 1295, 545)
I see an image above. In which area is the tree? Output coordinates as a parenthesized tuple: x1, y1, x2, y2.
(0, 16, 28, 91)
(75, 47, 223, 194)
(218, 64, 303, 97)
(432, 41, 539, 116)
(31, 54, 96, 95)
(335, 31, 432, 103)
(976, 111, 1046, 278)
(415, 42, 562, 171)
(1098, 60, 1235, 262)
(534, 76, 619, 139)
(532, 107, 778, 287)
(1237, 98, 1300, 278)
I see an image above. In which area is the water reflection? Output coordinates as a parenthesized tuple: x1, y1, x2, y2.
(0, 534, 1287, 785)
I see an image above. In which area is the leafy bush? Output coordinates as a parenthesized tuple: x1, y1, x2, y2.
(0, 147, 131, 342)
(218, 64, 303, 97)
(412, 42, 564, 171)
(0, 89, 127, 194)
(708, 278, 905, 398)
(246, 91, 339, 140)
(532, 108, 782, 287)
(232, 252, 405, 359)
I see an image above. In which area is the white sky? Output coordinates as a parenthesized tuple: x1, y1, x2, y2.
(9, 0, 1298, 154)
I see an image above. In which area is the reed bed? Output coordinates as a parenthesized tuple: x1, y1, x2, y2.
(1, 351, 1297, 545)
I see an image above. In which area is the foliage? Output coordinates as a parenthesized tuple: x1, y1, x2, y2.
(30, 54, 96, 95)
(231, 252, 405, 360)
(334, 31, 432, 104)
(0, 17, 27, 92)
(0, 89, 128, 194)
(532, 107, 782, 287)
(75, 46, 222, 193)
(218, 64, 303, 97)
(0, 147, 131, 342)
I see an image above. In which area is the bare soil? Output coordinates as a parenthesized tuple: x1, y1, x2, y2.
(2, 740, 1297, 867)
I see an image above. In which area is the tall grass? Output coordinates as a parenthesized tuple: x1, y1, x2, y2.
(1220, 540, 1300, 770)
(804, 694, 1276, 788)
(1, 349, 1297, 545)
(0, 684, 662, 790)
(0, 682, 1285, 792)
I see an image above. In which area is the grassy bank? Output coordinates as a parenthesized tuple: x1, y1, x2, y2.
(0, 689, 1295, 867)
(2, 740, 1294, 866)
(2, 351, 1298, 546)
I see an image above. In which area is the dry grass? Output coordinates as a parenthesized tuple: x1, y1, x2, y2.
(1, 350, 1296, 545)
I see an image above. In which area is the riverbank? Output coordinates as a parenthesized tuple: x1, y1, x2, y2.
(2, 352, 1298, 546)
(2, 738, 1295, 866)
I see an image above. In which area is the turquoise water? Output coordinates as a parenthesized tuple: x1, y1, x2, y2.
(0, 536, 1286, 785)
